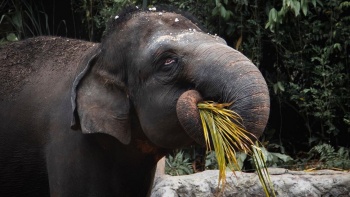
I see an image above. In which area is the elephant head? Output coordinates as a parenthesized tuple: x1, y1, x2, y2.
(71, 7, 270, 150)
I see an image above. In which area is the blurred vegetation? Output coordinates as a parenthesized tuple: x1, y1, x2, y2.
(1, 0, 349, 172)
(165, 150, 193, 176)
(0, 0, 50, 43)
(307, 143, 350, 169)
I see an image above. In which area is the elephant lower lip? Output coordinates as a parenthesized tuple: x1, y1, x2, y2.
(176, 90, 205, 146)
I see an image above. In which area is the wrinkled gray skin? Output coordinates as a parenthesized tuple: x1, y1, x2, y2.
(0, 8, 269, 197)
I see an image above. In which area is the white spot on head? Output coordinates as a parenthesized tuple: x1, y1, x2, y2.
(175, 18, 179, 22)
(158, 12, 163, 16)
(115, 15, 119, 19)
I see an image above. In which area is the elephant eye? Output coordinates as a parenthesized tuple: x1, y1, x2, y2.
(164, 58, 176, 65)
(160, 57, 178, 72)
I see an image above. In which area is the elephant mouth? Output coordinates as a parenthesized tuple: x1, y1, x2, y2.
(176, 90, 206, 146)
(176, 86, 269, 147)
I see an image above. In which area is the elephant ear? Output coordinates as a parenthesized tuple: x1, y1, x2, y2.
(71, 49, 131, 144)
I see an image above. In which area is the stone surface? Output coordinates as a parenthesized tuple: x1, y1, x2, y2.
(152, 168, 350, 197)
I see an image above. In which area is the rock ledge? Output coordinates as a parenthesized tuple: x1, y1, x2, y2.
(152, 168, 350, 197)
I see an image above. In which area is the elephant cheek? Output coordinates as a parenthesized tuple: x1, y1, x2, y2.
(136, 104, 194, 149)
(176, 90, 205, 146)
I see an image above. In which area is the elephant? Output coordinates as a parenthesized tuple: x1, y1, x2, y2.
(0, 6, 270, 197)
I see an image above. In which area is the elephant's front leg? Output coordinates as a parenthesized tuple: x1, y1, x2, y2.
(47, 132, 117, 196)
(46, 131, 158, 196)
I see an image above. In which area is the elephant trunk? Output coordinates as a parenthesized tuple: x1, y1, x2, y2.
(176, 44, 270, 146)
(176, 90, 204, 145)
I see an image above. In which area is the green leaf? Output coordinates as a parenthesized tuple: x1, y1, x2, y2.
(226, 10, 233, 20)
(273, 84, 278, 94)
(285, 0, 292, 7)
(6, 33, 18, 41)
(236, 152, 247, 170)
(272, 153, 293, 162)
(293, 0, 300, 16)
(312, 0, 317, 7)
(220, 6, 227, 19)
(269, 8, 278, 22)
(273, 82, 285, 94)
(333, 43, 341, 51)
(316, 0, 323, 7)
(0, 15, 6, 24)
(212, 6, 219, 16)
(277, 81, 285, 92)
(340, 1, 350, 9)
(301, 0, 308, 15)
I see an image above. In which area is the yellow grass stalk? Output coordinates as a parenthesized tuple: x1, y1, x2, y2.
(197, 101, 275, 197)
(252, 144, 276, 196)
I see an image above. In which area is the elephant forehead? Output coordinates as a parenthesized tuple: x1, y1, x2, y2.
(154, 32, 194, 42)
(147, 31, 225, 51)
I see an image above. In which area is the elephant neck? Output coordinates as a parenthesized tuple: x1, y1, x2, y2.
(134, 139, 167, 161)
(129, 107, 169, 161)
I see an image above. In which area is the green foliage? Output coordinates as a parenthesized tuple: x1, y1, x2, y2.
(205, 151, 218, 170)
(258, 147, 293, 168)
(308, 144, 350, 169)
(265, 0, 319, 32)
(212, 0, 233, 20)
(0, 0, 51, 43)
(230, 151, 247, 171)
(71, 0, 139, 41)
(268, 0, 350, 145)
(206, 148, 292, 172)
(165, 151, 193, 176)
(162, 0, 349, 156)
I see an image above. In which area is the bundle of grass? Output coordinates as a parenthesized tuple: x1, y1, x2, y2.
(197, 101, 275, 197)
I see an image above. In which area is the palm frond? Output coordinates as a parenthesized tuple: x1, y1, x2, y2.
(198, 101, 275, 196)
